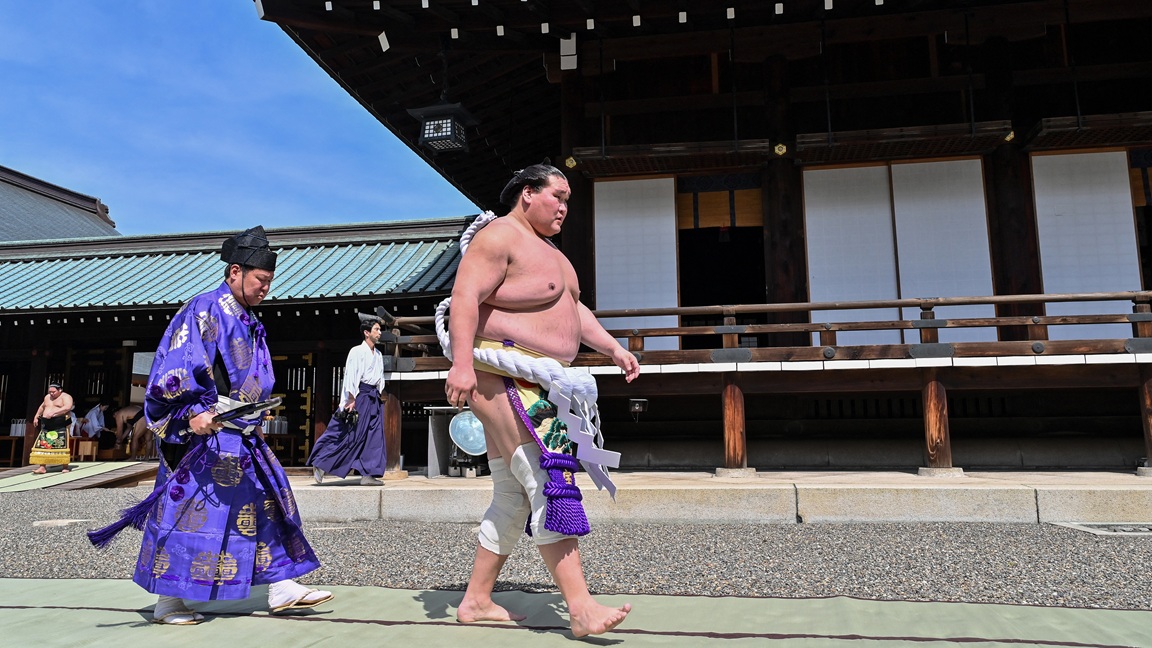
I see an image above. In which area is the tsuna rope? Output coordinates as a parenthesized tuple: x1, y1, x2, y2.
(434, 211, 621, 496)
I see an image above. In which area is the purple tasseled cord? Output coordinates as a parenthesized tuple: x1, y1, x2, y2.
(502, 359, 590, 537)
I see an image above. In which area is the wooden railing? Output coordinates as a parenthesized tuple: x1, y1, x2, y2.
(379, 291, 1152, 370)
(376, 291, 1152, 473)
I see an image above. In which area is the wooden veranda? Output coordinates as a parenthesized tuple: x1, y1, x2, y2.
(378, 290, 1152, 473)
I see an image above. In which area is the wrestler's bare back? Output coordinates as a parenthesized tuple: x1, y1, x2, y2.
(474, 218, 583, 361)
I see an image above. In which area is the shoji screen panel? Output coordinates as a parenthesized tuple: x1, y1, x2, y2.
(1032, 151, 1141, 340)
(804, 165, 902, 345)
(891, 159, 996, 342)
(594, 178, 680, 350)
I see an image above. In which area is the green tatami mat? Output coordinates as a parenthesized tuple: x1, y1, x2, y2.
(0, 578, 1148, 647)
(0, 462, 140, 492)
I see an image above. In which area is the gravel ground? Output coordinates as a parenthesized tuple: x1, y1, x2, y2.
(3, 489, 1151, 611)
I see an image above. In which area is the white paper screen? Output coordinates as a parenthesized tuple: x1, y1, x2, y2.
(891, 159, 996, 342)
(594, 178, 680, 350)
(804, 166, 902, 345)
(1032, 151, 1141, 340)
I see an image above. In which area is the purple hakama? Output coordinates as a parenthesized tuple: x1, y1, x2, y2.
(307, 382, 386, 479)
(91, 281, 321, 601)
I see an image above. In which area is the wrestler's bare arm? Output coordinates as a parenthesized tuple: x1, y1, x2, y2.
(445, 226, 509, 406)
(59, 392, 74, 415)
(577, 302, 640, 383)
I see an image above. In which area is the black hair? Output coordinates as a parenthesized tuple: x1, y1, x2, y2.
(360, 317, 381, 334)
(498, 163, 567, 206)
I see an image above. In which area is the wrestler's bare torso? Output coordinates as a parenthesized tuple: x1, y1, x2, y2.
(474, 218, 582, 361)
(41, 392, 71, 419)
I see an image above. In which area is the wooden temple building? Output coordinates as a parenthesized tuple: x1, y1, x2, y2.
(255, 0, 1152, 474)
(6, 0, 1152, 476)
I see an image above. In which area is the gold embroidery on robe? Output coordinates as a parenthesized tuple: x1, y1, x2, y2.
(254, 542, 271, 572)
(156, 368, 191, 399)
(264, 497, 283, 522)
(190, 551, 238, 584)
(236, 374, 262, 405)
(169, 322, 189, 351)
(217, 294, 245, 319)
(236, 502, 258, 537)
(211, 455, 243, 487)
(174, 499, 209, 533)
(286, 534, 308, 562)
(152, 547, 171, 577)
(138, 538, 154, 573)
(228, 336, 253, 372)
(196, 311, 219, 346)
(279, 487, 297, 518)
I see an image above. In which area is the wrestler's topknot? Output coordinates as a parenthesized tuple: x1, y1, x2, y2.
(498, 162, 566, 206)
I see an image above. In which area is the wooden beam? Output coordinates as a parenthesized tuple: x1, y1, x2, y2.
(921, 369, 953, 469)
(722, 374, 747, 469)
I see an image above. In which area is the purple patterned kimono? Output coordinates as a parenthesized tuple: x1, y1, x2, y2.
(132, 282, 320, 601)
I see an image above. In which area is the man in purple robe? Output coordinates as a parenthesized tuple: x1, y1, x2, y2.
(308, 313, 388, 486)
(90, 226, 333, 625)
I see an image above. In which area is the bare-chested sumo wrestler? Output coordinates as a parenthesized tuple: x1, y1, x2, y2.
(444, 163, 639, 638)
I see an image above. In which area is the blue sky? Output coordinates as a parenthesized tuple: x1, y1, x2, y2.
(0, 1, 478, 236)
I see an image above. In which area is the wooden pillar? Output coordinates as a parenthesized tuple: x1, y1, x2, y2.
(921, 370, 953, 468)
(313, 347, 333, 447)
(558, 70, 596, 308)
(981, 35, 1045, 342)
(1139, 365, 1152, 465)
(722, 374, 747, 469)
(23, 353, 46, 467)
(762, 55, 809, 348)
(383, 392, 406, 477)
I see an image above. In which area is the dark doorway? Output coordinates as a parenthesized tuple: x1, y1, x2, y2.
(678, 226, 766, 349)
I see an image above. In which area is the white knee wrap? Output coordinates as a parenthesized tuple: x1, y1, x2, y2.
(476, 455, 529, 555)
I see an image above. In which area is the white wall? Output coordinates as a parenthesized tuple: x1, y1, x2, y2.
(1032, 151, 1141, 340)
(594, 178, 680, 350)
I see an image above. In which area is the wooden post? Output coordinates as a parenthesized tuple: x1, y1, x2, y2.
(23, 353, 47, 467)
(919, 306, 938, 344)
(722, 374, 747, 469)
(313, 347, 333, 448)
(1134, 301, 1152, 339)
(1139, 365, 1152, 465)
(921, 370, 953, 468)
(722, 312, 738, 349)
(383, 392, 407, 478)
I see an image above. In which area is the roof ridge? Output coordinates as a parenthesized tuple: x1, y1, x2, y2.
(0, 164, 115, 227)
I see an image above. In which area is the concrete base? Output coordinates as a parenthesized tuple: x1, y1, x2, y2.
(715, 467, 757, 478)
(1035, 486, 1152, 522)
(1136, 467, 1152, 477)
(289, 470, 1152, 525)
(796, 485, 1037, 523)
(918, 467, 966, 478)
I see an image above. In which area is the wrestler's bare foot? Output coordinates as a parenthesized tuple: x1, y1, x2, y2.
(569, 601, 631, 638)
(32, 467, 47, 474)
(456, 598, 527, 624)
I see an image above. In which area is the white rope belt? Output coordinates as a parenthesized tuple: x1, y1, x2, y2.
(434, 211, 620, 497)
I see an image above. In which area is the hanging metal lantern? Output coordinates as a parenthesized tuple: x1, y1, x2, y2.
(407, 102, 476, 154)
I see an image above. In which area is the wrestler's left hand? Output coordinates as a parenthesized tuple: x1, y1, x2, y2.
(610, 347, 641, 383)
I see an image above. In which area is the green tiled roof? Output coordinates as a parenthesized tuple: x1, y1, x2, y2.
(0, 220, 468, 313)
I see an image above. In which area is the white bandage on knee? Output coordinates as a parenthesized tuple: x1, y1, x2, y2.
(476, 456, 530, 555)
